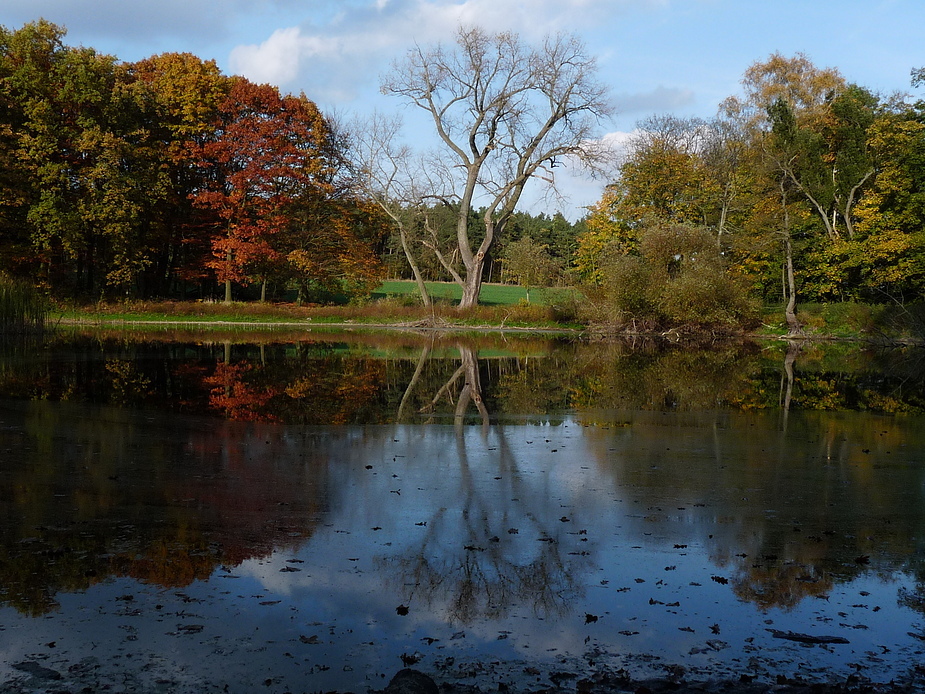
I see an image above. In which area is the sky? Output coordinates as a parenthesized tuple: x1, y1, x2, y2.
(2, 0, 923, 219)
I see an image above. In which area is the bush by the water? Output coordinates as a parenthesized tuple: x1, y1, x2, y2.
(583, 222, 760, 331)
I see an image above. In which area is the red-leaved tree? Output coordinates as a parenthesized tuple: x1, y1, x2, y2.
(193, 78, 338, 302)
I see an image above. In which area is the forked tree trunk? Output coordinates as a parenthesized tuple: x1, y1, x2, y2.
(459, 254, 485, 310)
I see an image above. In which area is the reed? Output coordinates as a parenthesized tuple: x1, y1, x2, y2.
(0, 275, 47, 335)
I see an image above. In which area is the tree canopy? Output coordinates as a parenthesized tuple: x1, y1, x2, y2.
(0, 20, 384, 302)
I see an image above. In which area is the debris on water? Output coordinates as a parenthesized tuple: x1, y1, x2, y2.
(299, 634, 320, 644)
(585, 613, 598, 624)
(767, 629, 849, 644)
(12, 662, 62, 681)
(711, 575, 729, 585)
(170, 624, 204, 635)
(400, 652, 422, 666)
(396, 604, 409, 616)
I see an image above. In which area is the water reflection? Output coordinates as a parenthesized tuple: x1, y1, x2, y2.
(3, 332, 923, 424)
(0, 333, 924, 689)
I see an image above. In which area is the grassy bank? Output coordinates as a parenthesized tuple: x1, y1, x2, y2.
(56, 297, 580, 332)
(53, 281, 925, 343)
(371, 280, 570, 306)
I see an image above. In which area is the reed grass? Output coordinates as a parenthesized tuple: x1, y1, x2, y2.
(0, 275, 47, 335)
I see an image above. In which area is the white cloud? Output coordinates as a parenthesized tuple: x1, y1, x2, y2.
(224, 0, 657, 102)
(229, 27, 310, 86)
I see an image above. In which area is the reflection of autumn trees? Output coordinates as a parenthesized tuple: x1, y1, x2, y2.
(732, 561, 833, 611)
(0, 334, 923, 425)
(0, 401, 327, 615)
(583, 408, 925, 611)
(1, 334, 924, 617)
(205, 361, 278, 421)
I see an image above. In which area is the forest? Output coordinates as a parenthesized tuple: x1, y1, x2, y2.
(1, 20, 924, 332)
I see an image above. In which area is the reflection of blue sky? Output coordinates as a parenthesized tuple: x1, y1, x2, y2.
(3, 416, 925, 691)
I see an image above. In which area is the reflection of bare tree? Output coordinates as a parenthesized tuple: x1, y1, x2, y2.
(779, 341, 801, 430)
(380, 413, 587, 625)
(418, 343, 489, 428)
(397, 340, 432, 422)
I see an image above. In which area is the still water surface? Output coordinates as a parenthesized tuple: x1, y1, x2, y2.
(0, 332, 923, 692)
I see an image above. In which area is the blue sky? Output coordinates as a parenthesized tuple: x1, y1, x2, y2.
(2, 0, 923, 218)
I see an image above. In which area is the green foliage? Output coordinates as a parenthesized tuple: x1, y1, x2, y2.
(588, 222, 759, 330)
(502, 235, 563, 302)
(0, 21, 380, 304)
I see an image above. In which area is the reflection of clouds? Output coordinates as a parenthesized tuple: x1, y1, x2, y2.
(242, 424, 605, 629)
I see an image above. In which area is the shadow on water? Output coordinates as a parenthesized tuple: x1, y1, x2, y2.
(0, 331, 924, 689)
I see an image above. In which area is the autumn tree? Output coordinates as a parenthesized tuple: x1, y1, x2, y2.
(0, 20, 153, 296)
(192, 78, 341, 303)
(382, 26, 612, 309)
(126, 52, 229, 296)
(619, 114, 711, 226)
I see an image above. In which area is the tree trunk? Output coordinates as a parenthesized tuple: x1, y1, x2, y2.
(398, 223, 431, 308)
(780, 178, 803, 337)
(459, 256, 484, 310)
(224, 247, 233, 304)
(784, 234, 801, 336)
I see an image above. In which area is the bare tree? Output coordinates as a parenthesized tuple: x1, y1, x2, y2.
(382, 26, 613, 309)
(349, 112, 432, 307)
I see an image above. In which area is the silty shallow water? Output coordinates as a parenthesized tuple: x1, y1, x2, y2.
(0, 387, 923, 692)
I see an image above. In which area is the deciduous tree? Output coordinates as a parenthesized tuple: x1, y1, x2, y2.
(382, 26, 612, 308)
(192, 78, 339, 302)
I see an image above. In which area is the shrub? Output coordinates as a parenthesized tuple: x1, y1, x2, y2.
(589, 221, 759, 331)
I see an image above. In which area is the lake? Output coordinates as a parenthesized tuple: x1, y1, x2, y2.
(0, 330, 923, 692)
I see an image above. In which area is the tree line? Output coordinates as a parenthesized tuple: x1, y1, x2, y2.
(3, 20, 924, 326)
(577, 54, 925, 333)
(0, 20, 386, 303)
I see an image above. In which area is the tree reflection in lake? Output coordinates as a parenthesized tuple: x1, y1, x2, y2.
(0, 332, 924, 690)
(377, 424, 586, 625)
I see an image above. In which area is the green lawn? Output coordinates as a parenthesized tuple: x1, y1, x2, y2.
(372, 280, 567, 306)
